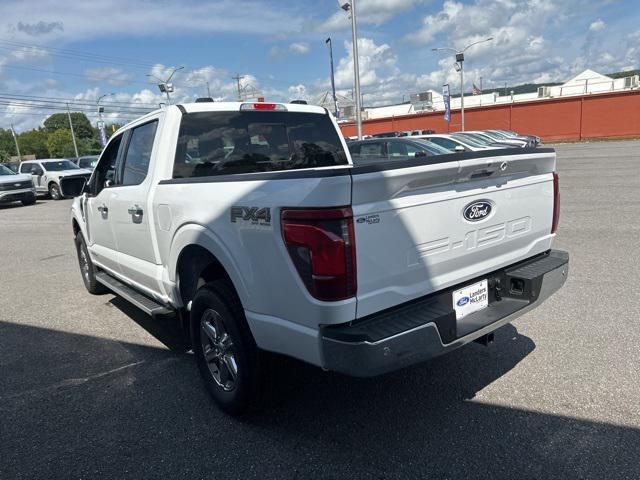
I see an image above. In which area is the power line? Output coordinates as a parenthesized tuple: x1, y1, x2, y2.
(0, 63, 153, 86)
(0, 92, 159, 107)
(0, 39, 157, 69)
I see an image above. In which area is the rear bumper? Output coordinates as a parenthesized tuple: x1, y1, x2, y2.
(0, 188, 36, 203)
(321, 250, 569, 377)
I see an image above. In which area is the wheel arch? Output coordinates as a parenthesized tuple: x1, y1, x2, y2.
(169, 224, 250, 310)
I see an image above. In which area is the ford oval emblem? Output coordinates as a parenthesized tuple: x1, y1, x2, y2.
(463, 201, 492, 222)
(457, 296, 470, 307)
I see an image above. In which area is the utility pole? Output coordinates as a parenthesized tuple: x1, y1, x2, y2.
(232, 74, 245, 101)
(10, 124, 21, 161)
(206, 81, 211, 98)
(325, 37, 339, 117)
(66, 103, 79, 160)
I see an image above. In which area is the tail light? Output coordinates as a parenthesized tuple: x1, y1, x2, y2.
(551, 172, 560, 234)
(281, 207, 356, 301)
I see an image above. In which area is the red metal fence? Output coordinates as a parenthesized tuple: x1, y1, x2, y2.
(339, 90, 640, 142)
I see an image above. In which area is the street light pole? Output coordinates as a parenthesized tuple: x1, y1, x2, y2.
(432, 37, 493, 131)
(97, 93, 114, 147)
(325, 37, 339, 117)
(146, 66, 184, 105)
(341, 0, 363, 139)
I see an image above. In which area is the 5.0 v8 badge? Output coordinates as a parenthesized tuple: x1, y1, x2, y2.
(230, 206, 271, 225)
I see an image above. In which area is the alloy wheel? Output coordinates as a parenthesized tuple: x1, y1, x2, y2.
(200, 308, 239, 392)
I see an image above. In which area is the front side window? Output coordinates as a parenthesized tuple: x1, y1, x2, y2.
(121, 121, 158, 186)
(173, 111, 348, 178)
(387, 142, 408, 157)
(41, 160, 79, 171)
(21, 163, 43, 175)
(93, 134, 123, 195)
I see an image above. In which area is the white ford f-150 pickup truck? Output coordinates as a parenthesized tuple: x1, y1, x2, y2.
(61, 101, 568, 414)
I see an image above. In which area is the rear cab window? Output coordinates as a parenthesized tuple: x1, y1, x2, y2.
(172, 110, 348, 178)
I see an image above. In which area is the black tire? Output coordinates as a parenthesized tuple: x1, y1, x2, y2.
(21, 197, 36, 206)
(191, 280, 260, 415)
(49, 183, 62, 200)
(74, 232, 107, 295)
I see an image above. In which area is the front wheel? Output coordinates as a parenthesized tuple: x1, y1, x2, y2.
(49, 183, 62, 200)
(75, 232, 107, 294)
(191, 280, 260, 415)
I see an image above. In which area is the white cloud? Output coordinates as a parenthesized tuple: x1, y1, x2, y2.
(589, 19, 606, 31)
(319, 0, 425, 31)
(85, 66, 133, 86)
(335, 37, 397, 89)
(2, 0, 307, 42)
(289, 42, 310, 55)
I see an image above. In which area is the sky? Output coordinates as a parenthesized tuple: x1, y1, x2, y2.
(0, 0, 639, 130)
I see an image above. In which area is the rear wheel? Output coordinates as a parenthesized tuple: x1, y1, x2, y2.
(49, 183, 62, 200)
(191, 280, 260, 415)
(75, 232, 107, 294)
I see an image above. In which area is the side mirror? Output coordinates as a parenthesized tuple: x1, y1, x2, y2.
(414, 151, 428, 157)
(454, 145, 465, 152)
(59, 175, 87, 198)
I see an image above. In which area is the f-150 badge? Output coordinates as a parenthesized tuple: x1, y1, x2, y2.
(230, 206, 271, 225)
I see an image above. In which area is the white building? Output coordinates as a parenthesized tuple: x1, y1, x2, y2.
(354, 69, 639, 121)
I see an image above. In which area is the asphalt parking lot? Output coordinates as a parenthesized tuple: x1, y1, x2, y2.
(1, 140, 639, 480)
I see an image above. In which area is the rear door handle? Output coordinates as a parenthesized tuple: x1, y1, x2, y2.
(128, 205, 143, 217)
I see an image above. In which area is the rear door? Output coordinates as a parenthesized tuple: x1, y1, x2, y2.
(350, 149, 557, 318)
(109, 119, 160, 294)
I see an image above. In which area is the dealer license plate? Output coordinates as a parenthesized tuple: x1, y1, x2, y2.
(452, 279, 489, 320)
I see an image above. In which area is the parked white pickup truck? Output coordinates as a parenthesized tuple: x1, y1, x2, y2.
(62, 101, 568, 414)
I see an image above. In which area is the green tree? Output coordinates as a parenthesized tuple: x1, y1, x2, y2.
(18, 128, 49, 158)
(43, 112, 94, 139)
(78, 137, 102, 155)
(46, 129, 77, 158)
(0, 128, 18, 160)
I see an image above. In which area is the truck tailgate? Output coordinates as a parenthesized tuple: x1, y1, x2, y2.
(351, 149, 557, 318)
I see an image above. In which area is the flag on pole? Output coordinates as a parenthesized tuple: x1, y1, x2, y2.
(472, 83, 482, 95)
(97, 120, 107, 147)
(443, 84, 451, 123)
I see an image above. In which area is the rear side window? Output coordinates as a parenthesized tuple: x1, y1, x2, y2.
(173, 111, 347, 178)
(358, 142, 384, 156)
(121, 121, 158, 186)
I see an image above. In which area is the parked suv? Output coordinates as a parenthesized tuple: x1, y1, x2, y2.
(0, 163, 36, 206)
(19, 159, 92, 200)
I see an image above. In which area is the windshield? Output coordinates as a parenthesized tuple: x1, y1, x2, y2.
(42, 160, 79, 171)
(173, 111, 348, 178)
(450, 133, 486, 148)
(485, 131, 508, 140)
(80, 157, 99, 168)
(456, 133, 494, 146)
(413, 139, 453, 155)
(0, 164, 16, 175)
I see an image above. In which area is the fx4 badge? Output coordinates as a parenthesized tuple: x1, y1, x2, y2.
(230, 206, 271, 225)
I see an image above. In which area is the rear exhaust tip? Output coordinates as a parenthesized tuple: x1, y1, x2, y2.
(474, 332, 495, 347)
